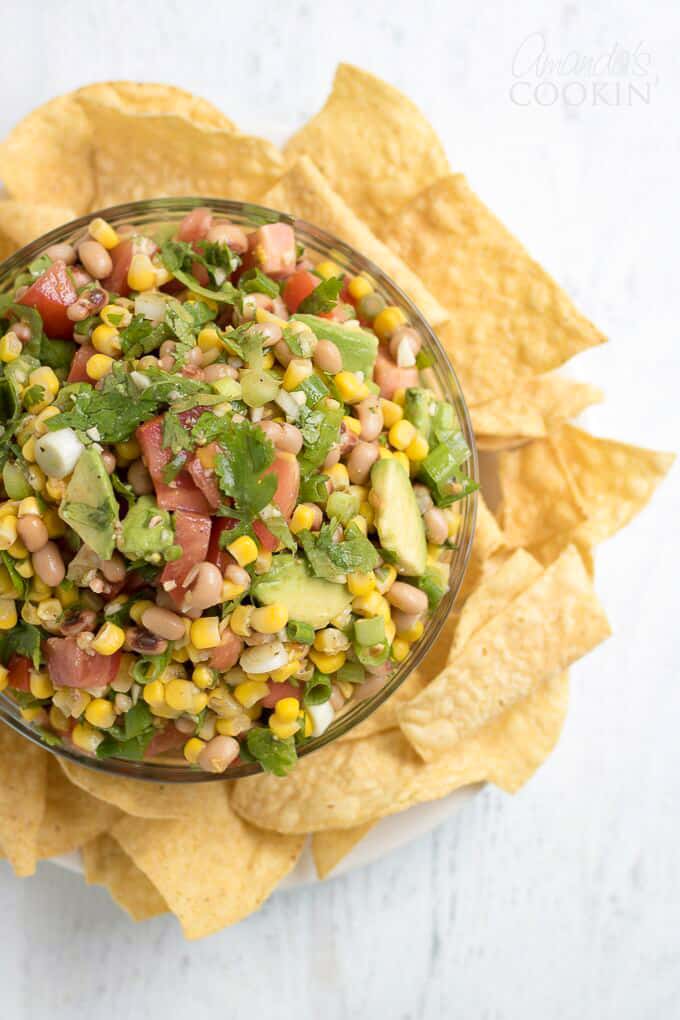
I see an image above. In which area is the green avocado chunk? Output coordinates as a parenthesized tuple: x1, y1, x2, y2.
(118, 495, 177, 564)
(251, 554, 352, 629)
(370, 458, 427, 576)
(59, 448, 119, 560)
(403, 387, 434, 441)
(292, 315, 378, 375)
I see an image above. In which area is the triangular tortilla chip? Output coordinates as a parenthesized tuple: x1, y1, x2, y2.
(83, 834, 168, 922)
(262, 156, 448, 326)
(285, 64, 449, 232)
(383, 175, 606, 403)
(0, 723, 47, 876)
(312, 823, 375, 879)
(399, 546, 610, 761)
(471, 374, 603, 440)
(0, 200, 77, 261)
(36, 758, 120, 859)
(232, 674, 569, 832)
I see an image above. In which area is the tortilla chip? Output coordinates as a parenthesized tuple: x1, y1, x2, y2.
(0, 200, 77, 261)
(112, 797, 304, 938)
(550, 425, 674, 548)
(0, 723, 48, 876)
(79, 97, 283, 211)
(0, 83, 235, 213)
(383, 175, 606, 403)
(232, 673, 569, 832)
(398, 546, 610, 761)
(36, 758, 120, 859)
(59, 758, 225, 819)
(497, 436, 587, 548)
(457, 492, 509, 601)
(452, 549, 543, 654)
(83, 834, 168, 922)
(312, 823, 375, 879)
(262, 156, 448, 327)
(285, 64, 449, 232)
(471, 375, 603, 440)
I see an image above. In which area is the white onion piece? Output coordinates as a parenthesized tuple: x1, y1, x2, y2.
(130, 371, 151, 390)
(35, 428, 84, 478)
(396, 336, 417, 368)
(307, 701, 335, 737)
(134, 291, 167, 324)
(239, 641, 287, 674)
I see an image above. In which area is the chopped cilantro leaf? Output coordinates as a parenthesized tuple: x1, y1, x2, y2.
(213, 418, 276, 530)
(244, 728, 298, 776)
(298, 275, 343, 315)
(162, 410, 195, 455)
(238, 268, 280, 298)
(299, 519, 379, 581)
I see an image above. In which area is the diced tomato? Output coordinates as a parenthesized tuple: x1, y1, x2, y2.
(187, 445, 221, 510)
(7, 654, 31, 692)
(101, 238, 134, 297)
(282, 269, 318, 314)
(207, 516, 237, 573)
(374, 349, 419, 399)
(144, 723, 186, 760)
(253, 520, 278, 552)
(136, 414, 212, 514)
(261, 681, 302, 709)
(160, 509, 212, 606)
(247, 223, 296, 279)
(45, 637, 121, 689)
(19, 260, 77, 340)
(178, 207, 213, 243)
(67, 344, 95, 383)
(207, 631, 243, 671)
(265, 451, 300, 519)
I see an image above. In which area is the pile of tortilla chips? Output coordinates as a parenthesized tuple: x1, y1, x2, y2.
(0, 68, 673, 938)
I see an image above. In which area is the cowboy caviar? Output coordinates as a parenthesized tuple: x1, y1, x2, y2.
(0, 208, 475, 774)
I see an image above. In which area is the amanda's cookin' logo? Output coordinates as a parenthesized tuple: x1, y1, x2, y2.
(510, 32, 657, 107)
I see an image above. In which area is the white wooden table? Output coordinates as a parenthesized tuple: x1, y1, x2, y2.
(1, 2, 678, 1016)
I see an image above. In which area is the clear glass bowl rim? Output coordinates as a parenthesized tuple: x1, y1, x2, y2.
(0, 197, 478, 782)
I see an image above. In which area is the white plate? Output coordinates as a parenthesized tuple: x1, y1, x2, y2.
(50, 784, 482, 886)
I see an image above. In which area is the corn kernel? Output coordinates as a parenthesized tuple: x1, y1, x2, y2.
(269, 716, 300, 739)
(20, 705, 47, 725)
(399, 620, 425, 643)
(309, 649, 346, 674)
(29, 670, 53, 699)
(127, 253, 156, 292)
(33, 405, 60, 437)
(72, 722, 104, 753)
(373, 306, 406, 340)
(196, 444, 216, 470)
(192, 665, 215, 690)
(228, 535, 258, 567)
(274, 696, 300, 723)
(234, 680, 269, 708)
(283, 358, 314, 391)
(347, 571, 376, 597)
(172, 645, 190, 663)
(385, 618, 396, 645)
(445, 510, 462, 540)
(315, 259, 341, 280)
(49, 705, 69, 732)
(406, 433, 429, 462)
(0, 598, 16, 630)
(21, 437, 36, 463)
(352, 592, 390, 620)
(92, 622, 125, 656)
(391, 638, 410, 663)
(348, 275, 373, 301)
(325, 463, 349, 490)
(15, 559, 33, 580)
(0, 515, 18, 550)
(358, 501, 374, 528)
(389, 420, 417, 451)
(262, 351, 275, 370)
(334, 371, 370, 404)
(196, 327, 220, 352)
(184, 737, 205, 764)
(303, 710, 313, 737)
(30, 366, 59, 397)
(255, 306, 288, 328)
(190, 616, 221, 649)
(393, 451, 410, 473)
(375, 564, 398, 594)
(393, 388, 406, 407)
(100, 303, 132, 329)
(18, 497, 40, 517)
(88, 217, 119, 249)
(342, 415, 362, 437)
(43, 508, 64, 538)
(85, 698, 116, 729)
(143, 680, 166, 708)
(229, 604, 253, 637)
(253, 549, 272, 575)
(269, 660, 300, 684)
(92, 323, 121, 357)
(21, 602, 40, 624)
(129, 599, 155, 623)
(114, 437, 140, 461)
(36, 597, 62, 625)
(165, 678, 198, 712)
(221, 579, 246, 602)
(45, 476, 66, 502)
(215, 716, 249, 737)
(86, 353, 114, 381)
(251, 603, 289, 634)
(290, 504, 316, 536)
(0, 332, 22, 362)
(7, 538, 27, 559)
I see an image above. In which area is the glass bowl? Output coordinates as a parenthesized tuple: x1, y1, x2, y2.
(0, 198, 478, 781)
